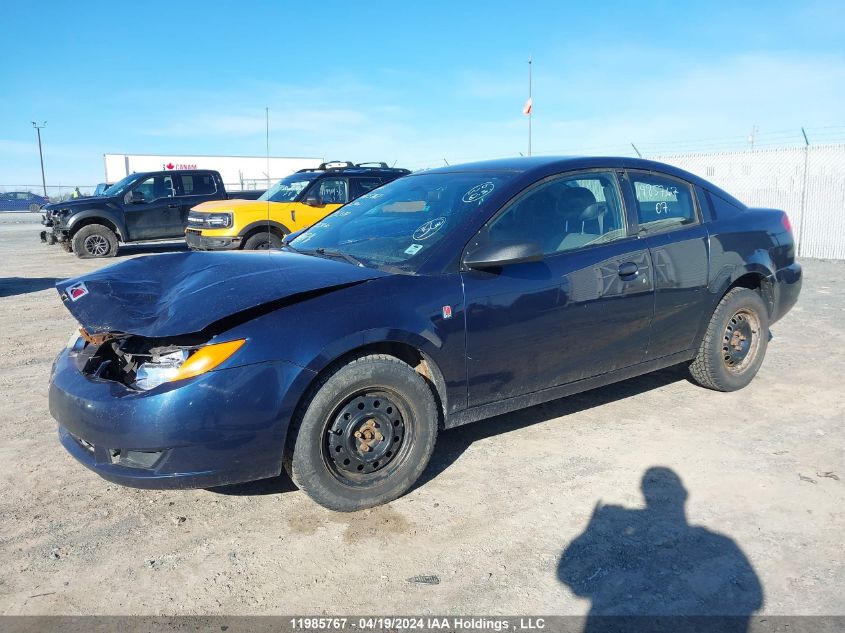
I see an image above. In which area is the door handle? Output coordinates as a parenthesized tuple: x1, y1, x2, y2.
(618, 262, 639, 279)
(167, 203, 179, 208)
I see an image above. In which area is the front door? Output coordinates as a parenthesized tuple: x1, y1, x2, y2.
(462, 170, 655, 408)
(124, 174, 179, 240)
(295, 176, 349, 229)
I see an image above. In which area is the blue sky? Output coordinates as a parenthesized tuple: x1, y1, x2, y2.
(1, 0, 844, 186)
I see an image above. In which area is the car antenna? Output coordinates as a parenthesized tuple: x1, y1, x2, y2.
(265, 106, 271, 255)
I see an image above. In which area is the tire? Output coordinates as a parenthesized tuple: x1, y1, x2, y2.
(243, 231, 284, 250)
(29, 203, 40, 213)
(689, 287, 769, 392)
(286, 354, 439, 511)
(71, 224, 119, 259)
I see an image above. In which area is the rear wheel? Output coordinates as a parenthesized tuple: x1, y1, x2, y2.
(28, 203, 40, 213)
(72, 224, 118, 259)
(243, 231, 284, 250)
(689, 287, 769, 391)
(285, 354, 438, 511)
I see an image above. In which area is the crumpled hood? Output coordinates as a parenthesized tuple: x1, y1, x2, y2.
(56, 251, 388, 338)
(44, 196, 114, 211)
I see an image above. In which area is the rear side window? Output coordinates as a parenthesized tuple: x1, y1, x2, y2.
(180, 174, 217, 196)
(350, 177, 384, 199)
(708, 190, 743, 220)
(629, 173, 696, 231)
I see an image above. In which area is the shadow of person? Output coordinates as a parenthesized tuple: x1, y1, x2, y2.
(558, 467, 763, 633)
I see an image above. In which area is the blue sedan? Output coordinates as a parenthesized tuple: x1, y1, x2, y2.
(49, 157, 801, 511)
(0, 191, 49, 212)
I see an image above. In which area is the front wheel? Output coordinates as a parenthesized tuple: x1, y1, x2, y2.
(689, 287, 769, 391)
(243, 231, 284, 250)
(286, 354, 439, 511)
(71, 224, 119, 259)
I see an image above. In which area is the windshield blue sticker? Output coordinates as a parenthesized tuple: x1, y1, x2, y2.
(462, 181, 495, 203)
(413, 217, 446, 241)
(404, 243, 424, 255)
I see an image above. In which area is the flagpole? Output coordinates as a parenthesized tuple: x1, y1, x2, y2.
(528, 57, 532, 157)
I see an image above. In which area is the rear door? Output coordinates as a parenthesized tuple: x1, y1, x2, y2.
(350, 177, 386, 201)
(462, 170, 655, 407)
(123, 174, 179, 240)
(623, 170, 710, 359)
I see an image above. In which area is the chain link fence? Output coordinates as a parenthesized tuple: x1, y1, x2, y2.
(650, 144, 845, 259)
(0, 185, 100, 204)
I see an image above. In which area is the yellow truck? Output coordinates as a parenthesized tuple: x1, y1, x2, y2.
(185, 162, 410, 250)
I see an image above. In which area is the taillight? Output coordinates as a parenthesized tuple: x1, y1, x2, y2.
(782, 213, 793, 235)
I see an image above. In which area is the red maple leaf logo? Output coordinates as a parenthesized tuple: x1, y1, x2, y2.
(165, 162, 174, 170)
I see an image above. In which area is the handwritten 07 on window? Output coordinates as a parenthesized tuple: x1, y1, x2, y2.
(631, 174, 696, 229)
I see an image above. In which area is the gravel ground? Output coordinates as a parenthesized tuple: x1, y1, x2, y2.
(0, 212, 842, 616)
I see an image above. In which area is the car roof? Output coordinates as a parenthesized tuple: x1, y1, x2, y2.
(417, 155, 720, 192)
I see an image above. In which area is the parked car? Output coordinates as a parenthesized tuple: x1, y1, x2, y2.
(47, 156, 801, 511)
(92, 183, 113, 197)
(186, 161, 410, 250)
(0, 191, 50, 212)
(40, 170, 264, 258)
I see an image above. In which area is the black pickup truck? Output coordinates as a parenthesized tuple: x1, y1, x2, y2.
(40, 170, 265, 258)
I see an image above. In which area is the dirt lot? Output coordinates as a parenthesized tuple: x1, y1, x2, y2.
(0, 212, 842, 616)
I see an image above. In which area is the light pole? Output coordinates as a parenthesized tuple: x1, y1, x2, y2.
(31, 121, 47, 197)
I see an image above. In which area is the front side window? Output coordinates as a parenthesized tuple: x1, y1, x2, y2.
(630, 172, 696, 231)
(318, 178, 349, 204)
(485, 171, 626, 254)
(134, 175, 175, 202)
(258, 173, 318, 202)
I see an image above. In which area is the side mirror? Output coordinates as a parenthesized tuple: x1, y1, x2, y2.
(129, 190, 145, 204)
(463, 240, 544, 270)
(304, 193, 322, 206)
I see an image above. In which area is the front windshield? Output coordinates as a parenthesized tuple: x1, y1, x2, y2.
(258, 173, 318, 202)
(102, 174, 137, 197)
(289, 172, 515, 272)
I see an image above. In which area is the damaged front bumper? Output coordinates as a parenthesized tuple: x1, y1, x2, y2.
(40, 214, 68, 245)
(50, 347, 308, 489)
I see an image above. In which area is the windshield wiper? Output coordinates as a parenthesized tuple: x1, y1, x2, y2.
(314, 248, 366, 267)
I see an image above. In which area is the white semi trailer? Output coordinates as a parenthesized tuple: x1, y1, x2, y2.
(103, 153, 324, 191)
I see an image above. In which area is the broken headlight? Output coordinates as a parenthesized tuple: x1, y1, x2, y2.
(133, 339, 245, 391)
(66, 329, 86, 352)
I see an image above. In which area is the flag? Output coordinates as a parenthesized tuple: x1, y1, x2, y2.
(522, 97, 532, 116)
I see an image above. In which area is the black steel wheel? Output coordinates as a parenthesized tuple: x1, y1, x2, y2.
(690, 287, 769, 391)
(325, 391, 409, 485)
(722, 308, 762, 373)
(286, 354, 438, 511)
